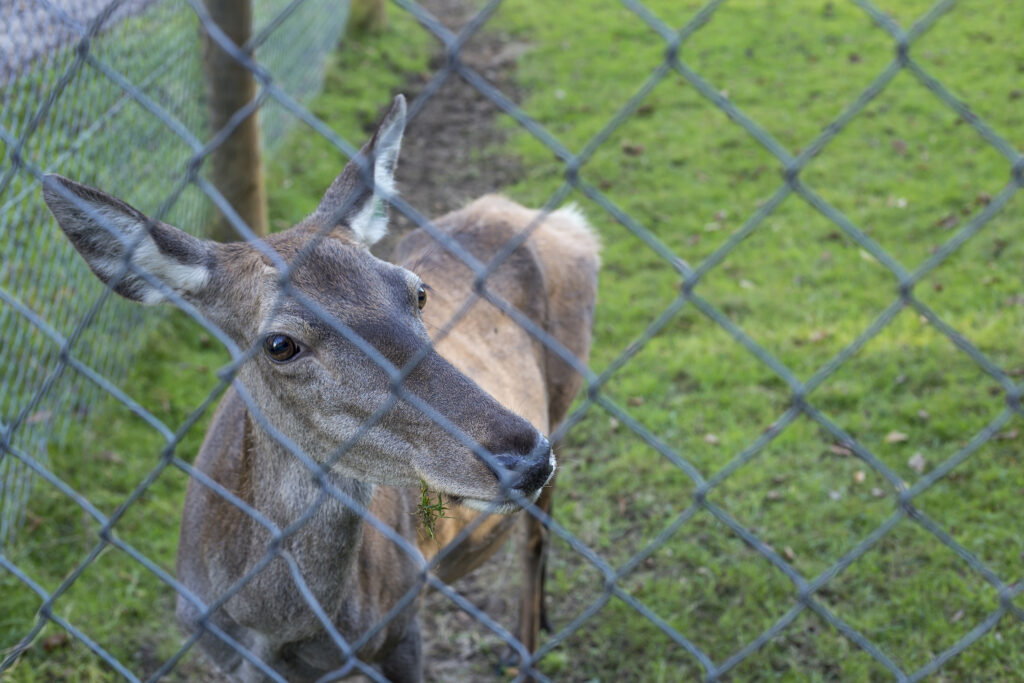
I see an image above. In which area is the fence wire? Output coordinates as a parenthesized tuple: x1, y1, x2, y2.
(0, 0, 346, 546)
(1, 0, 1022, 681)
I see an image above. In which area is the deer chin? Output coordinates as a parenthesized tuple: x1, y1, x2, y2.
(426, 447, 557, 515)
(455, 488, 544, 515)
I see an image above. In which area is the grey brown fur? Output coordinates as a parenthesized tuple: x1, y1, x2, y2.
(42, 95, 599, 681)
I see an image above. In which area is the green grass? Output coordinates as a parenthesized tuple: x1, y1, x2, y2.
(494, 1, 1024, 680)
(0, 312, 230, 681)
(4, 1, 1024, 681)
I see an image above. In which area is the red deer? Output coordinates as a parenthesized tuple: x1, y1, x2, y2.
(43, 95, 599, 681)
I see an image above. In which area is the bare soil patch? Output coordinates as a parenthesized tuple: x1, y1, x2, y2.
(372, 0, 524, 260)
(375, 1, 538, 680)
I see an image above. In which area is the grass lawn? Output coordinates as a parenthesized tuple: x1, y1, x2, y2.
(496, 1, 1023, 680)
(3, 1, 1023, 681)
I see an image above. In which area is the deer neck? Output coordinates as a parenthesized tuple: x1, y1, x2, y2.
(244, 413, 375, 594)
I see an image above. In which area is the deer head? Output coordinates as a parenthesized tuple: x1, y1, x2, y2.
(42, 95, 554, 512)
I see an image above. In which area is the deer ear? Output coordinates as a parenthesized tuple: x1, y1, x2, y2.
(42, 174, 213, 305)
(313, 94, 406, 246)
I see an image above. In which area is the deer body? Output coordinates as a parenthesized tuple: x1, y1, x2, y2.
(42, 96, 598, 682)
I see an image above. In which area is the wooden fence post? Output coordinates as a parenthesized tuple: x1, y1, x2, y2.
(200, 0, 268, 241)
(351, 0, 387, 34)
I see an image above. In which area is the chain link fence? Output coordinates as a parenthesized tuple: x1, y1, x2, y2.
(1, 0, 1022, 680)
(0, 0, 347, 545)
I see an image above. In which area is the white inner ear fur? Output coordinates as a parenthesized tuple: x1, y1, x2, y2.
(349, 120, 403, 247)
(128, 236, 210, 305)
(86, 206, 209, 305)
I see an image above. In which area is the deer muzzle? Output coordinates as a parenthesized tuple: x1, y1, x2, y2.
(491, 434, 554, 495)
(457, 434, 554, 514)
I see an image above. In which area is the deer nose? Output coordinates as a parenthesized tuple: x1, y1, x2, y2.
(492, 435, 554, 495)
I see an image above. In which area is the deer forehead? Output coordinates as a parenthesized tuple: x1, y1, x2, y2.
(222, 237, 422, 336)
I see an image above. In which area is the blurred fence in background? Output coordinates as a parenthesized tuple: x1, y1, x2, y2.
(0, 0, 347, 546)
(2, 0, 1023, 681)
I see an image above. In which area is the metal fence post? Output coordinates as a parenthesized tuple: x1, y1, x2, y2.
(201, 0, 269, 241)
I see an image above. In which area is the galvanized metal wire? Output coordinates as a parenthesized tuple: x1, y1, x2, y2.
(1, 0, 1022, 681)
(0, 0, 346, 547)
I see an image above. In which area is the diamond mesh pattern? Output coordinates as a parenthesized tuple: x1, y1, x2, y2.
(1, 1, 1022, 680)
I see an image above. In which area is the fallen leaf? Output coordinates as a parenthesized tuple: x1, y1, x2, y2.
(808, 329, 830, 343)
(853, 470, 866, 484)
(766, 489, 782, 501)
(704, 433, 720, 445)
(25, 512, 44, 534)
(783, 546, 796, 561)
(951, 609, 965, 623)
(622, 142, 645, 156)
(828, 443, 853, 456)
(42, 632, 69, 651)
(27, 411, 52, 425)
(992, 239, 1009, 259)
(871, 487, 885, 498)
(608, 417, 620, 433)
(908, 451, 927, 474)
(99, 451, 123, 464)
(996, 428, 1019, 441)
(885, 430, 909, 444)
(627, 396, 645, 407)
(828, 490, 842, 501)
(917, 410, 930, 421)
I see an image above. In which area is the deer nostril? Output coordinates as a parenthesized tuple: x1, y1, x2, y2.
(492, 435, 553, 495)
(491, 426, 541, 458)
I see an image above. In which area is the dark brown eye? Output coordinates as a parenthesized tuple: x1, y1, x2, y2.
(264, 334, 299, 362)
(417, 285, 427, 311)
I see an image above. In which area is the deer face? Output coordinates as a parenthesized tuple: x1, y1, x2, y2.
(42, 95, 554, 512)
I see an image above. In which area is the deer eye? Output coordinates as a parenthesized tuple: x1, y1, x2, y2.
(264, 334, 300, 362)
(417, 285, 428, 311)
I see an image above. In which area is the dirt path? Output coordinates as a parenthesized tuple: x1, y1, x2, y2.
(374, 1, 536, 680)
(371, 0, 524, 260)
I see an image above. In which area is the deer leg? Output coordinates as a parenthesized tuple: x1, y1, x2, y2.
(539, 542, 552, 634)
(380, 617, 422, 683)
(518, 479, 555, 656)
